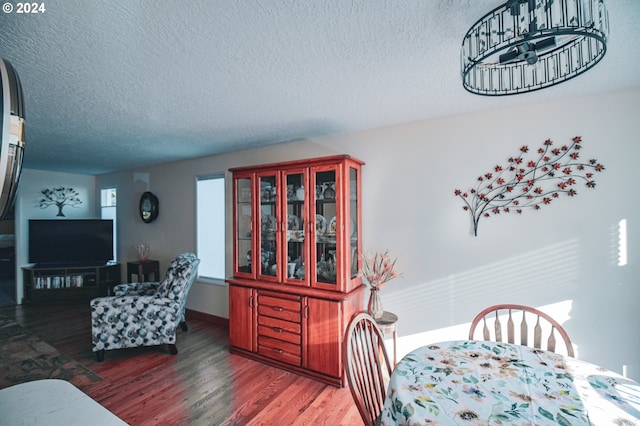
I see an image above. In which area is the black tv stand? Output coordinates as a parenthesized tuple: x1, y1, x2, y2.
(22, 263, 121, 304)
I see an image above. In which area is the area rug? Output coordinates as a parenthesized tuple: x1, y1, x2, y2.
(0, 315, 102, 390)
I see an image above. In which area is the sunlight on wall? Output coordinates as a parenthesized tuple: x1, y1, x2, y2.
(618, 219, 628, 267)
(383, 239, 580, 338)
(379, 238, 584, 362)
(388, 300, 577, 362)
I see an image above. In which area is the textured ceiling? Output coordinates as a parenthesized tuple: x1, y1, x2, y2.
(1, 0, 639, 175)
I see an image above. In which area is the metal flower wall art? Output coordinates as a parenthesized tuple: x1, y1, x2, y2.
(38, 187, 83, 217)
(454, 136, 605, 236)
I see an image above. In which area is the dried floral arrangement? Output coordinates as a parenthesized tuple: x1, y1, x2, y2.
(359, 250, 400, 289)
(454, 136, 605, 236)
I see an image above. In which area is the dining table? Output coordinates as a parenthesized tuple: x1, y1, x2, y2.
(379, 340, 640, 425)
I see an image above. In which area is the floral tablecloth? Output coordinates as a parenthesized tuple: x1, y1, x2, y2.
(379, 340, 640, 425)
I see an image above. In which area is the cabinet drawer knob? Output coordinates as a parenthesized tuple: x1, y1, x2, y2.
(272, 306, 284, 312)
(273, 327, 283, 333)
(272, 348, 284, 354)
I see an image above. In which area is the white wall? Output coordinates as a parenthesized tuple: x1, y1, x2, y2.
(84, 88, 637, 381)
(318, 89, 640, 380)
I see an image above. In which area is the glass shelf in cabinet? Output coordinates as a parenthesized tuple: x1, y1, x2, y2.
(316, 238, 337, 245)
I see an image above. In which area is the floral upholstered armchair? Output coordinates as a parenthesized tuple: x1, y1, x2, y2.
(90, 253, 200, 362)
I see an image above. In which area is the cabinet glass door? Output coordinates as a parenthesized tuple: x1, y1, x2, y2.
(284, 170, 307, 285)
(257, 173, 279, 281)
(314, 168, 338, 286)
(234, 176, 254, 277)
(349, 166, 360, 279)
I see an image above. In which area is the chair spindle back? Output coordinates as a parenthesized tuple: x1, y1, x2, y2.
(470, 304, 574, 357)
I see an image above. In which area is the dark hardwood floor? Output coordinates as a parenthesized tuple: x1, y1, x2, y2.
(0, 275, 16, 307)
(0, 302, 363, 425)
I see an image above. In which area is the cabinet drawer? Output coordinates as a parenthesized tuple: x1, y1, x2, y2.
(258, 335, 301, 366)
(258, 323, 300, 345)
(257, 295, 301, 322)
(258, 315, 301, 334)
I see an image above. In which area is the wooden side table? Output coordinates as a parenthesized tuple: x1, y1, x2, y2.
(375, 311, 398, 365)
(127, 260, 160, 283)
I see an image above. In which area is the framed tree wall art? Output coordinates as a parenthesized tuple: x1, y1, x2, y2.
(454, 136, 605, 236)
(38, 187, 83, 217)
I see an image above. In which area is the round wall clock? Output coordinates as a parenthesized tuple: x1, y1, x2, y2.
(139, 191, 159, 223)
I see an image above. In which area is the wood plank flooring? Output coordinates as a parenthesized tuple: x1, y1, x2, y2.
(0, 303, 363, 425)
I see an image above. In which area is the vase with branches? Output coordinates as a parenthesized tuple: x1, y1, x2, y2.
(454, 136, 604, 236)
(359, 250, 400, 319)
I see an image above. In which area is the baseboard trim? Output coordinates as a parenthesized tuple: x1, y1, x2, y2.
(186, 308, 229, 327)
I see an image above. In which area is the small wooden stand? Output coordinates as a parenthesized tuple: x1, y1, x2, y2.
(375, 311, 398, 365)
(127, 260, 160, 283)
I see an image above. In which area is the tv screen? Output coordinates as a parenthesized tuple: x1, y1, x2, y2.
(29, 219, 114, 266)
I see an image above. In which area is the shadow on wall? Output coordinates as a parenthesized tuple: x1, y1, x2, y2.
(384, 238, 581, 339)
(383, 231, 638, 380)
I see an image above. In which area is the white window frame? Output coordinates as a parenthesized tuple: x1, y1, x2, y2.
(100, 186, 117, 262)
(196, 174, 226, 284)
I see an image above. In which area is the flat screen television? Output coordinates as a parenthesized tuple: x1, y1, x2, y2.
(29, 219, 114, 266)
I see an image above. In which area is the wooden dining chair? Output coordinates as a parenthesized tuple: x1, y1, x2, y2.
(343, 312, 393, 426)
(469, 304, 575, 357)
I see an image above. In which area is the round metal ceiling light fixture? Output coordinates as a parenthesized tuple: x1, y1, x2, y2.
(0, 58, 26, 219)
(461, 0, 609, 96)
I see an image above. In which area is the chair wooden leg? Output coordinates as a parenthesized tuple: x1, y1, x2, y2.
(180, 321, 188, 332)
(168, 344, 178, 355)
(96, 350, 105, 362)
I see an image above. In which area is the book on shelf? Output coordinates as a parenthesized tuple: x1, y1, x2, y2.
(34, 274, 87, 289)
